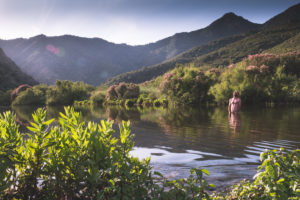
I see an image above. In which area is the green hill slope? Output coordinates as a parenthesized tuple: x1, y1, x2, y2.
(264, 32, 300, 53)
(106, 33, 252, 84)
(0, 48, 37, 91)
(192, 24, 300, 67)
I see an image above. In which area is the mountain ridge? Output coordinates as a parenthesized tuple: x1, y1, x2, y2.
(0, 11, 261, 85)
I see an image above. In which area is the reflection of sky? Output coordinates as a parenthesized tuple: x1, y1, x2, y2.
(0, 0, 299, 45)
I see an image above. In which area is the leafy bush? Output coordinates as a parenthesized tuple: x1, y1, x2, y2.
(218, 149, 300, 200)
(160, 67, 213, 105)
(90, 90, 106, 106)
(46, 80, 94, 105)
(12, 84, 48, 106)
(106, 82, 139, 101)
(0, 107, 154, 199)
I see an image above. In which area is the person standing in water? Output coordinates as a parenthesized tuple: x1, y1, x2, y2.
(228, 91, 242, 134)
(228, 91, 242, 113)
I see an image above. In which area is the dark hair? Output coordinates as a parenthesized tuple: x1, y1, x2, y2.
(233, 91, 239, 97)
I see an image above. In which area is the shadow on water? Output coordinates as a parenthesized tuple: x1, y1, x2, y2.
(9, 104, 300, 189)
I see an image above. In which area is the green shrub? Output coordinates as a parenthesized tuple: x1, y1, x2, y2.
(106, 82, 139, 101)
(46, 80, 94, 105)
(90, 90, 106, 106)
(160, 67, 213, 105)
(217, 149, 300, 200)
(74, 100, 92, 106)
(12, 84, 48, 106)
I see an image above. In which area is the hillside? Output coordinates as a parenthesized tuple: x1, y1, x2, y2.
(264, 32, 300, 53)
(106, 33, 253, 84)
(0, 13, 260, 85)
(263, 3, 300, 28)
(144, 12, 260, 59)
(107, 3, 300, 85)
(192, 24, 300, 67)
(0, 48, 37, 91)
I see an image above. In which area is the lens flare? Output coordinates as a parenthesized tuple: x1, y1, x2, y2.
(46, 44, 65, 57)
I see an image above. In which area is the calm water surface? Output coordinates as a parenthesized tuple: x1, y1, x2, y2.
(3, 105, 300, 189)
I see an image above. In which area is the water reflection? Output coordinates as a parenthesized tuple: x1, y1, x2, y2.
(8, 104, 300, 189)
(229, 112, 241, 134)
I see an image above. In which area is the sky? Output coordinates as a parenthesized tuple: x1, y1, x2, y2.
(0, 0, 299, 45)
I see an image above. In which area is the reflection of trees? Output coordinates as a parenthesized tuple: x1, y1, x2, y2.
(156, 106, 213, 137)
(106, 107, 141, 124)
(12, 105, 40, 124)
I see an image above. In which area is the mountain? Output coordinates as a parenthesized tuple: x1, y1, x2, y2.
(143, 12, 260, 59)
(106, 33, 253, 85)
(0, 13, 260, 85)
(107, 3, 300, 85)
(0, 48, 37, 91)
(263, 3, 300, 28)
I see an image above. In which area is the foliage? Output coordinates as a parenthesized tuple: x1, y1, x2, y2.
(160, 67, 214, 105)
(90, 90, 106, 106)
(10, 81, 95, 106)
(46, 80, 94, 105)
(106, 82, 140, 101)
(74, 100, 92, 107)
(12, 84, 48, 106)
(209, 52, 300, 104)
(265, 32, 300, 54)
(218, 148, 300, 200)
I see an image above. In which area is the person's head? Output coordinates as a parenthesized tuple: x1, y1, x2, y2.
(233, 91, 239, 98)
